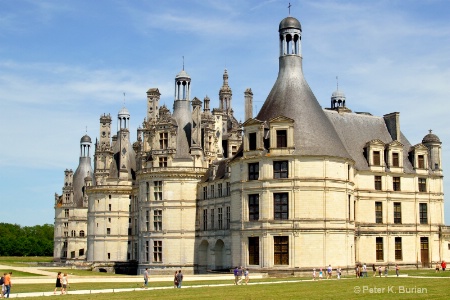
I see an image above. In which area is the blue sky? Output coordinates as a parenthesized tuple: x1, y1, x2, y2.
(1, 0, 449, 226)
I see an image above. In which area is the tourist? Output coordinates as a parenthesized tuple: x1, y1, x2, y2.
(174, 271, 178, 288)
(355, 265, 359, 278)
(4, 272, 11, 298)
(142, 268, 149, 289)
(53, 272, 62, 294)
(378, 266, 382, 277)
(441, 261, 447, 271)
(337, 267, 342, 279)
(1, 273, 6, 298)
(237, 266, 243, 285)
(384, 266, 388, 277)
(319, 268, 323, 280)
(395, 264, 400, 277)
(61, 273, 68, 294)
(233, 267, 239, 285)
(326, 265, 332, 279)
(362, 263, 367, 277)
(435, 263, 440, 272)
(244, 268, 249, 285)
(312, 268, 316, 280)
(176, 270, 183, 288)
(372, 264, 376, 277)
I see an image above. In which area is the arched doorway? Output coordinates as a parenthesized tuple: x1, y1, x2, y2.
(214, 239, 225, 270)
(198, 240, 209, 273)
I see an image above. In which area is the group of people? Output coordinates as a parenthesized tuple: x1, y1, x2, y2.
(312, 265, 342, 280)
(0, 272, 12, 298)
(233, 266, 249, 285)
(142, 268, 184, 289)
(354, 263, 400, 278)
(435, 261, 447, 272)
(53, 272, 69, 295)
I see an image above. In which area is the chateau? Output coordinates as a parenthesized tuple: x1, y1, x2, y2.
(54, 15, 449, 274)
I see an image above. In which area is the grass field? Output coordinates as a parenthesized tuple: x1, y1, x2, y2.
(20, 277, 450, 300)
(0, 256, 52, 266)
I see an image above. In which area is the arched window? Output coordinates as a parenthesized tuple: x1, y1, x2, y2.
(79, 230, 85, 237)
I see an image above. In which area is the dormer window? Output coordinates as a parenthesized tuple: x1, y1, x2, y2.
(249, 132, 257, 150)
(276, 130, 287, 148)
(418, 155, 425, 169)
(392, 153, 399, 167)
(159, 132, 168, 149)
(373, 151, 381, 166)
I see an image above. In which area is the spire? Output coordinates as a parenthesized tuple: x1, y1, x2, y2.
(219, 69, 232, 112)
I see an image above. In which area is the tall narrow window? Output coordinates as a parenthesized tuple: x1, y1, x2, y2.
(276, 130, 287, 147)
(418, 155, 425, 168)
(211, 209, 215, 230)
(376, 237, 383, 261)
(375, 202, 383, 224)
(393, 177, 401, 191)
(218, 183, 223, 197)
(395, 237, 402, 260)
(159, 132, 168, 149)
(274, 193, 288, 220)
(419, 203, 428, 224)
(203, 209, 208, 231)
(64, 209, 69, 218)
(159, 157, 167, 167)
(418, 178, 427, 192)
(274, 161, 288, 179)
(226, 182, 231, 196)
(373, 151, 381, 166)
(374, 176, 382, 190)
(218, 207, 223, 229)
(153, 241, 162, 262)
(394, 202, 402, 224)
(154, 181, 162, 200)
(392, 152, 399, 167)
(249, 194, 259, 221)
(274, 236, 289, 265)
(153, 210, 162, 231)
(203, 186, 208, 199)
(145, 210, 150, 231)
(210, 185, 215, 198)
(249, 132, 257, 150)
(226, 206, 231, 229)
(248, 163, 259, 180)
(248, 237, 260, 265)
(145, 241, 149, 262)
(107, 228, 111, 235)
(146, 182, 150, 201)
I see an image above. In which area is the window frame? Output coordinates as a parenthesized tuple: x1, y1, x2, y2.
(393, 202, 402, 224)
(248, 162, 259, 180)
(273, 160, 288, 179)
(274, 193, 288, 220)
(274, 236, 289, 265)
(248, 194, 260, 221)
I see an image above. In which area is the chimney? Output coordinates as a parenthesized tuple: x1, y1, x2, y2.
(383, 112, 400, 141)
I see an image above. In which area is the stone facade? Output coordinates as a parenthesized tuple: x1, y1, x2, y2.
(54, 15, 449, 275)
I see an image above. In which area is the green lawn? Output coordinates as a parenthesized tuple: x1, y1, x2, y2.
(22, 277, 450, 300)
(0, 256, 53, 266)
(0, 269, 43, 277)
(39, 268, 131, 276)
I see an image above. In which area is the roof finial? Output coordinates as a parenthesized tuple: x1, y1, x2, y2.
(288, 2, 292, 15)
(123, 92, 126, 106)
(336, 76, 339, 91)
(182, 56, 185, 71)
(85, 126, 87, 133)
(429, 129, 433, 134)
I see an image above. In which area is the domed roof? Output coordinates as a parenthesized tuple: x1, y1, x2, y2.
(422, 130, 441, 143)
(118, 106, 130, 117)
(279, 16, 301, 32)
(332, 90, 346, 99)
(80, 134, 92, 144)
(176, 69, 190, 79)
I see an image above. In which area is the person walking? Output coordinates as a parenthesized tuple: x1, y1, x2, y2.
(3, 272, 11, 298)
(61, 273, 68, 294)
(142, 268, 149, 289)
(53, 272, 62, 294)
(312, 268, 316, 281)
(372, 264, 376, 277)
(395, 264, 400, 277)
(237, 266, 243, 285)
(337, 267, 342, 279)
(1, 273, 6, 298)
(244, 268, 250, 285)
(441, 261, 447, 271)
(174, 271, 178, 288)
(378, 266, 382, 277)
(176, 270, 183, 288)
(233, 267, 239, 285)
(326, 265, 332, 279)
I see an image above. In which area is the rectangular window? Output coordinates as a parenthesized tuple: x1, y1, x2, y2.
(218, 207, 223, 230)
(276, 130, 287, 148)
(418, 178, 427, 192)
(248, 163, 259, 180)
(145, 241, 149, 262)
(376, 237, 383, 261)
(211, 209, 215, 230)
(159, 132, 168, 149)
(108, 204, 111, 211)
(154, 210, 162, 231)
(146, 210, 150, 231)
(63, 251, 67, 258)
(159, 157, 167, 167)
(203, 209, 208, 231)
(274, 161, 288, 179)
(418, 155, 425, 168)
(153, 241, 162, 262)
(203, 186, 208, 199)
(249, 132, 257, 150)
(374, 176, 382, 190)
(226, 182, 231, 196)
(419, 203, 428, 224)
(274, 236, 289, 265)
(248, 237, 260, 265)
(107, 228, 111, 235)
(395, 237, 402, 260)
(210, 185, 215, 198)
(373, 151, 381, 166)
(64, 222, 68, 228)
(393, 177, 401, 191)
(375, 202, 383, 224)
(249, 194, 259, 221)
(64, 209, 69, 218)
(64, 231, 68, 237)
(218, 183, 223, 197)
(63, 241, 68, 248)
(274, 193, 288, 220)
(226, 206, 231, 229)
(146, 182, 150, 201)
(71, 251, 75, 259)
(392, 152, 399, 167)
(154, 181, 162, 200)
(394, 202, 402, 224)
